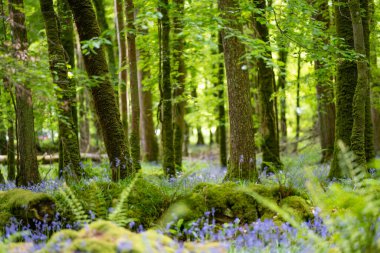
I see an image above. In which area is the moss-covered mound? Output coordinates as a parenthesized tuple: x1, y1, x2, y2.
(0, 189, 56, 228)
(33, 220, 226, 253)
(56, 178, 170, 228)
(179, 182, 312, 224)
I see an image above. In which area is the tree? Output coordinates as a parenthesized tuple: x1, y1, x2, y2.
(313, 0, 335, 163)
(92, 0, 116, 77)
(159, 0, 175, 178)
(215, 32, 227, 167)
(329, 0, 358, 178)
(114, 0, 129, 136)
(252, 0, 281, 169)
(219, 0, 257, 181)
(67, 0, 132, 180)
(125, 0, 141, 172)
(8, 0, 41, 186)
(348, 0, 371, 167)
(277, 39, 288, 147)
(40, 0, 83, 180)
(173, 0, 186, 170)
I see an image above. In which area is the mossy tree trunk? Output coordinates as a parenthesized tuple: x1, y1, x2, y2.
(114, 0, 129, 137)
(40, 0, 83, 181)
(252, 0, 281, 169)
(92, 0, 116, 77)
(216, 32, 227, 167)
(313, 0, 336, 163)
(330, 0, 357, 179)
(67, 0, 132, 180)
(159, 0, 175, 178)
(219, 0, 257, 181)
(173, 0, 186, 170)
(9, 0, 41, 186)
(125, 0, 141, 172)
(348, 0, 371, 167)
(369, 0, 380, 154)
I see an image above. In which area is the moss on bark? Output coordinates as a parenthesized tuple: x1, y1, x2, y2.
(253, 0, 281, 170)
(67, 0, 132, 180)
(330, 0, 357, 179)
(40, 0, 83, 181)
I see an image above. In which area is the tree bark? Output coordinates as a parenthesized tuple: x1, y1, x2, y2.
(277, 41, 288, 147)
(67, 0, 132, 181)
(253, 0, 281, 169)
(9, 0, 41, 186)
(313, 0, 336, 163)
(330, 0, 357, 179)
(92, 0, 116, 77)
(173, 0, 186, 170)
(114, 0, 129, 137)
(40, 0, 83, 181)
(216, 32, 227, 167)
(7, 122, 15, 181)
(348, 0, 371, 167)
(159, 0, 175, 177)
(125, 0, 141, 172)
(294, 50, 301, 153)
(219, 0, 257, 181)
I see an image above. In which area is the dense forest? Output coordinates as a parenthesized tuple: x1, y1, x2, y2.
(0, 0, 379, 252)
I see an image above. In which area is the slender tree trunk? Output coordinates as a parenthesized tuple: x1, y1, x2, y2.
(253, 0, 281, 169)
(173, 0, 186, 170)
(67, 0, 132, 180)
(349, 0, 371, 167)
(330, 0, 357, 179)
(92, 0, 116, 77)
(313, 0, 336, 163)
(9, 0, 40, 186)
(277, 42, 288, 147)
(216, 32, 227, 167)
(219, 0, 257, 181)
(159, 0, 175, 177)
(138, 62, 159, 162)
(0, 87, 6, 182)
(40, 0, 83, 181)
(196, 127, 205, 146)
(114, 0, 129, 137)
(7, 121, 16, 181)
(294, 50, 301, 153)
(125, 0, 141, 172)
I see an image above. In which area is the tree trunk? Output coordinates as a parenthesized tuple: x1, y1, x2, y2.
(159, 0, 175, 177)
(313, 0, 335, 163)
(173, 0, 186, 170)
(125, 0, 141, 172)
(216, 32, 227, 167)
(138, 62, 159, 162)
(196, 127, 205, 146)
(92, 0, 116, 77)
(294, 50, 301, 153)
(67, 0, 132, 180)
(114, 0, 129, 137)
(7, 122, 16, 181)
(219, 0, 257, 181)
(40, 0, 83, 181)
(277, 41, 288, 147)
(9, 0, 41, 186)
(253, 0, 281, 170)
(329, 0, 357, 179)
(348, 0, 371, 168)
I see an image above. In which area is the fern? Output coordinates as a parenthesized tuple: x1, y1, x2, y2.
(108, 173, 140, 226)
(87, 183, 108, 220)
(59, 183, 90, 225)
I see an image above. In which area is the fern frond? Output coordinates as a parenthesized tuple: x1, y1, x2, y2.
(59, 183, 90, 225)
(108, 173, 140, 226)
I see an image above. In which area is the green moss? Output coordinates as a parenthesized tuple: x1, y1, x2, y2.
(0, 189, 55, 227)
(280, 196, 313, 221)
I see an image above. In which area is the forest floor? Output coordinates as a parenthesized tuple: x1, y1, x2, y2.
(0, 142, 379, 252)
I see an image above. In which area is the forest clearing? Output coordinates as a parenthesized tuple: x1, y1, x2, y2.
(0, 0, 379, 252)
